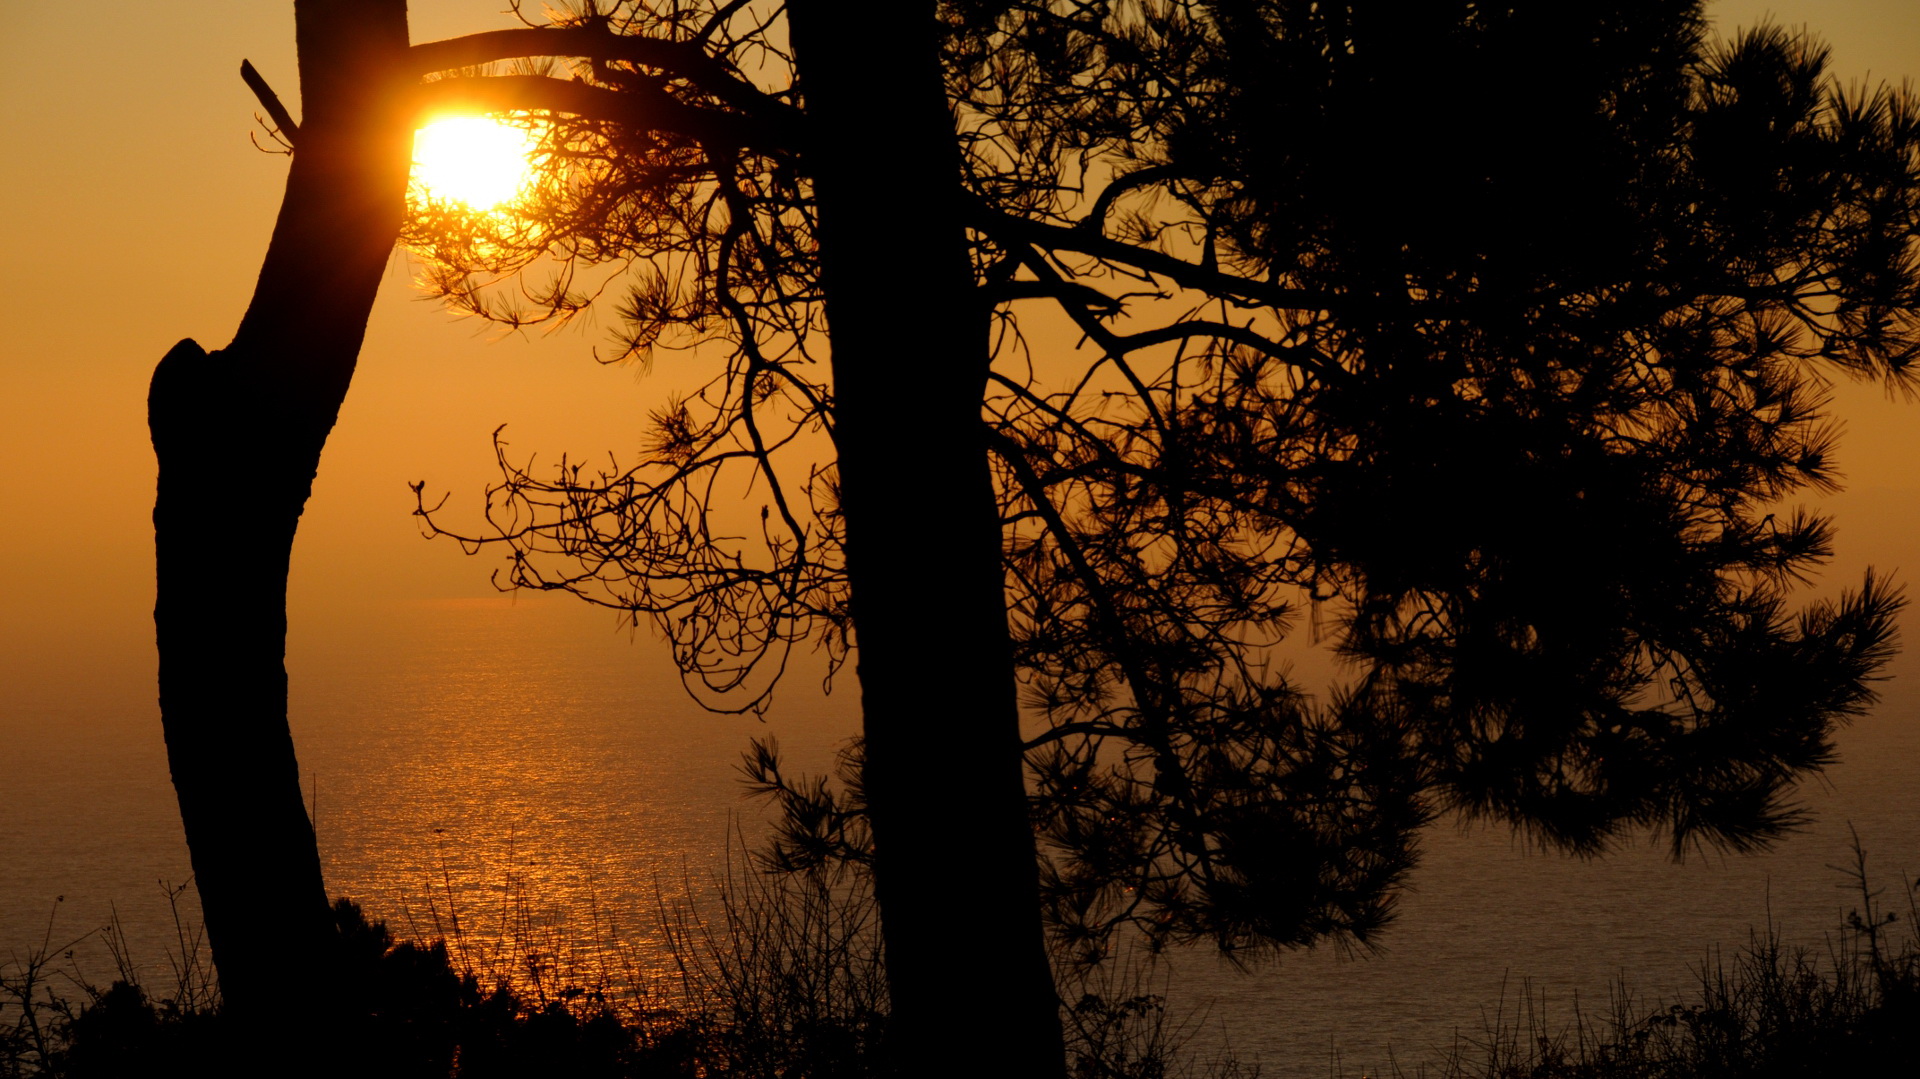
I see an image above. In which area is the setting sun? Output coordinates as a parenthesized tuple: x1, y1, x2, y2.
(413, 116, 539, 211)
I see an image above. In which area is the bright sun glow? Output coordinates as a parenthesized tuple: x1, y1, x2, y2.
(413, 117, 539, 211)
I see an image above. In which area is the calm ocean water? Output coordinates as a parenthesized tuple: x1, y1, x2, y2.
(4, 593, 1916, 1078)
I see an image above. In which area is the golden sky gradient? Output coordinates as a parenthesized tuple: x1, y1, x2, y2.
(1, 0, 1918, 789)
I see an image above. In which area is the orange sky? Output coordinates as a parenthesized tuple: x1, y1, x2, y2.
(0, 4, 688, 662)
(1, 0, 1918, 762)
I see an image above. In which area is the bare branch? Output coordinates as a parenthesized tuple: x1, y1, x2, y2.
(975, 203, 1330, 311)
(412, 73, 795, 151)
(1081, 164, 1185, 236)
(240, 59, 299, 147)
(983, 278, 1124, 316)
(409, 26, 798, 123)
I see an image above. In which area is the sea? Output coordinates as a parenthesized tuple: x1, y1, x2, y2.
(4, 591, 1917, 1079)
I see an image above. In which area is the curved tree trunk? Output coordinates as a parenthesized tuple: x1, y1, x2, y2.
(786, 4, 1067, 1076)
(148, 0, 413, 1058)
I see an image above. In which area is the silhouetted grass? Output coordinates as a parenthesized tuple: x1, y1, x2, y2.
(1405, 833, 1920, 1079)
(0, 862, 1239, 1078)
(12, 840, 1911, 1078)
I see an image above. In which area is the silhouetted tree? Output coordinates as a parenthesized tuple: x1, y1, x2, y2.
(148, 0, 413, 1065)
(157, 1, 1920, 1076)
(411, 5, 1074, 1072)
(149, 0, 786, 1067)
(408, 2, 1920, 1071)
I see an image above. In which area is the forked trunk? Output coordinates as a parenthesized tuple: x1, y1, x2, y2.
(787, 3, 1067, 1076)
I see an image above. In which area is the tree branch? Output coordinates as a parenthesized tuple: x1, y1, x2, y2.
(1082, 163, 1185, 235)
(1105, 320, 1346, 383)
(977, 205, 1331, 311)
(412, 74, 793, 151)
(410, 26, 797, 123)
(988, 429, 1213, 867)
(240, 59, 299, 147)
(983, 278, 1124, 316)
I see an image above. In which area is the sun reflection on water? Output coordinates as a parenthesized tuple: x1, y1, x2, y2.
(289, 595, 860, 1001)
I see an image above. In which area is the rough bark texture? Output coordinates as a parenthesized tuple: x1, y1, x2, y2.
(148, 0, 413, 1058)
(786, 4, 1068, 1076)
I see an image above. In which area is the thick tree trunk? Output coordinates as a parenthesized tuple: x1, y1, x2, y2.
(786, 4, 1067, 1077)
(148, 0, 413, 1058)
